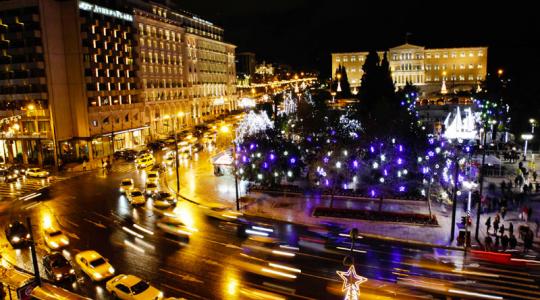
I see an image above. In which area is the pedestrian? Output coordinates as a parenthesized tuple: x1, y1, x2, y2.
(499, 224, 505, 236)
(509, 222, 514, 236)
(528, 206, 533, 222)
(508, 181, 513, 192)
(501, 206, 507, 220)
(484, 235, 493, 251)
(533, 170, 538, 182)
(101, 159, 105, 169)
(494, 235, 500, 252)
(485, 216, 491, 234)
(501, 234, 509, 251)
(493, 218, 499, 235)
(509, 234, 517, 249)
(524, 229, 534, 253)
(500, 180, 506, 194)
(529, 183, 534, 194)
(82, 160, 87, 171)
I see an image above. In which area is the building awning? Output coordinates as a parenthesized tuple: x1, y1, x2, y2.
(211, 151, 233, 166)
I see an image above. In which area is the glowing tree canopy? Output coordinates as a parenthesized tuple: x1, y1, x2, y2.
(235, 111, 274, 143)
(443, 107, 477, 140)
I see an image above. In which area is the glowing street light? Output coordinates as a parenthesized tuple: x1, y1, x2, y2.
(522, 133, 533, 161)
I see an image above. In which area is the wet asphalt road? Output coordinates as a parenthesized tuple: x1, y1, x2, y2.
(2, 155, 540, 300)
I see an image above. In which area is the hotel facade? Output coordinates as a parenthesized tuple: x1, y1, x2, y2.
(331, 43, 487, 95)
(0, 0, 237, 165)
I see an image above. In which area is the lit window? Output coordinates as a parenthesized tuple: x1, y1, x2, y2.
(426, 53, 431, 59)
(460, 52, 465, 57)
(425, 64, 431, 70)
(434, 53, 440, 58)
(336, 57, 341, 62)
(469, 52, 474, 57)
(434, 76, 439, 81)
(451, 52, 456, 58)
(442, 64, 446, 70)
(343, 56, 348, 62)
(478, 50, 483, 56)
(477, 75, 483, 80)
(468, 75, 474, 80)
(460, 64, 465, 69)
(351, 56, 356, 62)
(477, 64, 482, 69)
(469, 64, 474, 69)
(434, 65, 439, 70)
(459, 75, 465, 80)
(443, 52, 448, 58)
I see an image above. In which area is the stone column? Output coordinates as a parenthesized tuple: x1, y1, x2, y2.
(37, 140, 43, 166)
(21, 140, 29, 164)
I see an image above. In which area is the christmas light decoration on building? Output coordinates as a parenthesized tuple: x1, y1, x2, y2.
(336, 265, 368, 300)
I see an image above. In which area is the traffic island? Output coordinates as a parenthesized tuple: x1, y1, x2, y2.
(312, 207, 438, 226)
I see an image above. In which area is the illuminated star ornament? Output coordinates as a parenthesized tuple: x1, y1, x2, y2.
(337, 265, 368, 300)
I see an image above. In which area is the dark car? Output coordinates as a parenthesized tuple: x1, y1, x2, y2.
(5, 221, 31, 248)
(0, 169, 19, 183)
(155, 191, 177, 206)
(151, 163, 166, 173)
(192, 143, 204, 153)
(7, 164, 26, 176)
(43, 252, 75, 282)
(148, 141, 166, 151)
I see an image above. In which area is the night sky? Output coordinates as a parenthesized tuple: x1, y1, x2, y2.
(173, 0, 539, 133)
(175, 0, 540, 77)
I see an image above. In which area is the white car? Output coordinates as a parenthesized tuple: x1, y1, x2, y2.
(136, 156, 155, 169)
(145, 182, 159, 196)
(203, 203, 243, 221)
(74, 250, 115, 282)
(106, 274, 163, 300)
(156, 216, 192, 239)
(127, 189, 146, 205)
(146, 171, 159, 183)
(26, 168, 49, 178)
(135, 153, 153, 163)
(43, 227, 70, 249)
(119, 178, 134, 193)
(163, 155, 175, 167)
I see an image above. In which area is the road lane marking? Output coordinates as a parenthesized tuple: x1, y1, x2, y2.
(23, 202, 40, 210)
(159, 268, 204, 284)
(64, 219, 79, 228)
(83, 218, 106, 229)
(161, 283, 205, 299)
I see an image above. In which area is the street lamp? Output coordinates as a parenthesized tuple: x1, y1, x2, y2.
(522, 133, 533, 161)
(331, 91, 336, 103)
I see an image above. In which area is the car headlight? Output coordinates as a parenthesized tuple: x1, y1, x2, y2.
(158, 291, 164, 298)
(69, 269, 75, 274)
(50, 241, 59, 248)
(119, 187, 124, 192)
(61, 238, 69, 245)
(12, 236, 20, 243)
(26, 233, 30, 239)
(93, 272, 103, 279)
(108, 266, 115, 274)
(8, 175, 12, 179)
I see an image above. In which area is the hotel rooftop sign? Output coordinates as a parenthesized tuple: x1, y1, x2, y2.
(79, 1, 133, 22)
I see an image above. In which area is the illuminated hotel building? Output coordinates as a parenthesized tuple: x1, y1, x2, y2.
(331, 43, 487, 95)
(0, 0, 237, 165)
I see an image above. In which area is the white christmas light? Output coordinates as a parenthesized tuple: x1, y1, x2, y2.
(235, 111, 274, 143)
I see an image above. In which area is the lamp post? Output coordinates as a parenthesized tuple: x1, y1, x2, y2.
(164, 114, 181, 194)
(522, 133, 533, 161)
(222, 124, 240, 211)
(530, 119, 536, 160)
